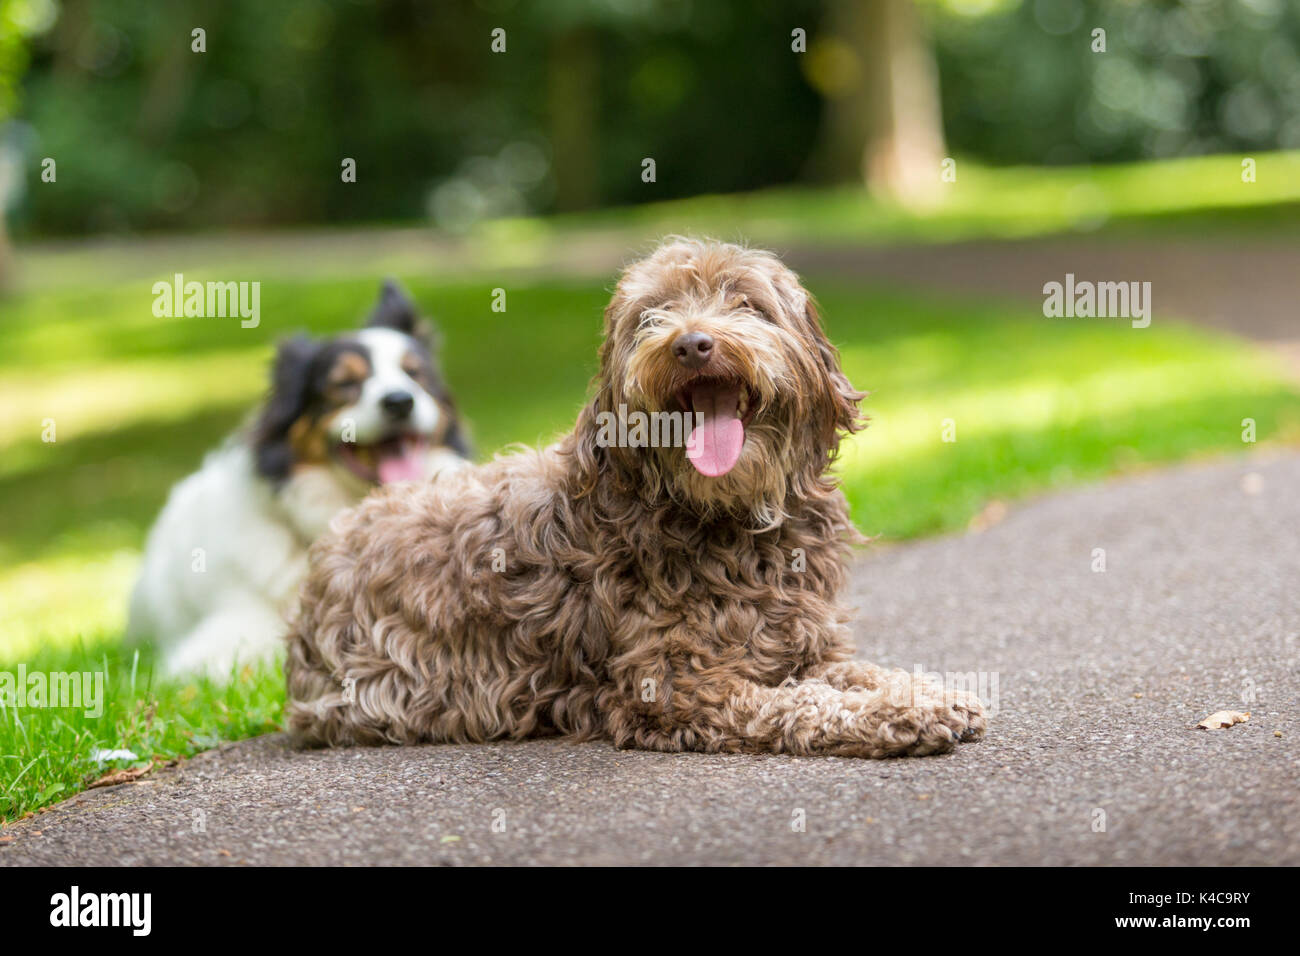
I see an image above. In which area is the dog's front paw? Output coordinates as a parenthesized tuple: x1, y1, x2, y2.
(881, 689, 987, 756)
(935, 689, 986, 744)
(871, 669, 988, 754)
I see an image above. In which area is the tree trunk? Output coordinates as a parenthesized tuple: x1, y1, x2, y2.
(547, 28, 600, 212)
(817, 0, 946, 206)
(0, 211, 12, 293)
(135, 5, 201, 144)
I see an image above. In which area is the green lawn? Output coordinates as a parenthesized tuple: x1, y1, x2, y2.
(1, 641, 284, 818)
(15, 152, 1300, 295)
(480, 150, 1300, 252)
(5, 158, 1300, 820)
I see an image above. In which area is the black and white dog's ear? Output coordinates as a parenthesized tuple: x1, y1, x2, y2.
(251, 335, 319, 482)
(367, 278, 439, 351)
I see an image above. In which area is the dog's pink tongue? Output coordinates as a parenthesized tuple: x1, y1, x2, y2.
(377, 438, 428, 483)
(686, 383, 744, 477)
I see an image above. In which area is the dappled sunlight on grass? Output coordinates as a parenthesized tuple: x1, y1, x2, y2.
(0, 406, 248, 569)
(487, 151, 1300, 248)
(11, 153, 1299, 302)
(840, 387, 1300, 540)
(842, 351, 1296, 466)
(0, 350, 269, 457)
(828, 296, 1300, 536)
(0, 552, 137, 660)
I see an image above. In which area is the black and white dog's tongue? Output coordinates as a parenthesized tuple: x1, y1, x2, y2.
(377, 436, 429, 483)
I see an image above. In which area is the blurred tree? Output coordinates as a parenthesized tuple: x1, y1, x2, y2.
(547, 26, 599, 211)
(815, 0, 946, 205)
(8, 0, 1298, 237)
(0, 0, 34, 287)
(932, 0, 1300, 165)
(12, 0, 823, 234)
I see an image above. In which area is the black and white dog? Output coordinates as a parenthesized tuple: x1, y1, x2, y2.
(128, 280, 470, 677)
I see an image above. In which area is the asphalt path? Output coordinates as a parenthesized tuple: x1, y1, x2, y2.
(3, 452, 1296, 865)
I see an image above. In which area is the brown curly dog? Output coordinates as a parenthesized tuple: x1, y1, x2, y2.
(284, 238, 987, 756)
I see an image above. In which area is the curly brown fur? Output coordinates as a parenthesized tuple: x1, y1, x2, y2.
(285, 239, 987, 757)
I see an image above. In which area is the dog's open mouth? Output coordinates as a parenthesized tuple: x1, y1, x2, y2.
(334, 433, 430, 484)
(676, 379, 755, 478)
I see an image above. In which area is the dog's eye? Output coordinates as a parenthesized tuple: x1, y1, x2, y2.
(401, 356, 428, 381)
(328, 352, 371, 392)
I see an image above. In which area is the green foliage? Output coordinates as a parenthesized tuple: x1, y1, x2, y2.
(0, 638, 283, 823)
(930, 0, 1300, 164)
(14, 0, 823, 235)
(11, 0, 1300, 235)
(0, 0, 36, 120)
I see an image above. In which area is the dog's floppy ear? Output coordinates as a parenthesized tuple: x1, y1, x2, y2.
(367, 279, 439, 351)
(251, 335, 320, 482)
(805, 297, 867, 451)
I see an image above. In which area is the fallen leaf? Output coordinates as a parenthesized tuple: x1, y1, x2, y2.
(440, 835, 461, 843)
(87, 767, 149, 789)
(86, 757, 171, 789)
(1196, 710, 1250, 730)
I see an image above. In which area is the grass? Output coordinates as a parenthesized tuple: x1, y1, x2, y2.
(834, 291, 1300, 536)
(15, 152, 1300, 293)
(5, 155, 1300, 821)
(477, 150, 1300, 254)
(1, 638, 282, 823)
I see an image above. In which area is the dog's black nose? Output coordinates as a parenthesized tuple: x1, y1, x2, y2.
(672, 331, 714, 370)
(380, 391, 415, 419)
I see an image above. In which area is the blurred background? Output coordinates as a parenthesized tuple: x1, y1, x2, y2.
(1, 0, 1299, 816)
(7, 0, 1300, 243)
(5, 0, 1300, 240)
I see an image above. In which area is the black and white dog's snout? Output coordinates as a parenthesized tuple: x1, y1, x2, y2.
(380, 390, 415, 420)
